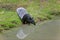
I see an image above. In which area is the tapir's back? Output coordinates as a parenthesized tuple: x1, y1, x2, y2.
(16, 7, 28, 19)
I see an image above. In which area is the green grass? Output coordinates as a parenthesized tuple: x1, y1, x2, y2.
(0, 10, 22, 31)
(0, 0, 60, 32)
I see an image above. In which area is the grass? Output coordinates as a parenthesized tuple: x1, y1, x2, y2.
(0, 10, 22, 31)
(0, 0, 60, 32)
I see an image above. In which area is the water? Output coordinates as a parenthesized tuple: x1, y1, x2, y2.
(16, 29, 29, 39)
(16, 22, 41, 39)
(16, 20, 54, 39)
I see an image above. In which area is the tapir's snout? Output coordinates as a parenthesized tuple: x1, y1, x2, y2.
(28, 19, 36, 25)
(31, 21, 36, 25)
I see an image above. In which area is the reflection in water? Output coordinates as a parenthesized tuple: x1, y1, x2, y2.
(16, 29, 29, 39)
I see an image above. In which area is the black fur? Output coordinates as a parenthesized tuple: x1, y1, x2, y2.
(22, 14, 36, 25)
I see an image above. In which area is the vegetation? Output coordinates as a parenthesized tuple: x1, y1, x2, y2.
(0, 0, 60, 32)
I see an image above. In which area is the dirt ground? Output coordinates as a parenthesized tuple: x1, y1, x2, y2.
(0, 20, 60, 40)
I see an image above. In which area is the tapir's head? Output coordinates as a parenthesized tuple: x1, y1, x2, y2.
(27, 16, 36, 25)
(31, 20, 36, 25)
